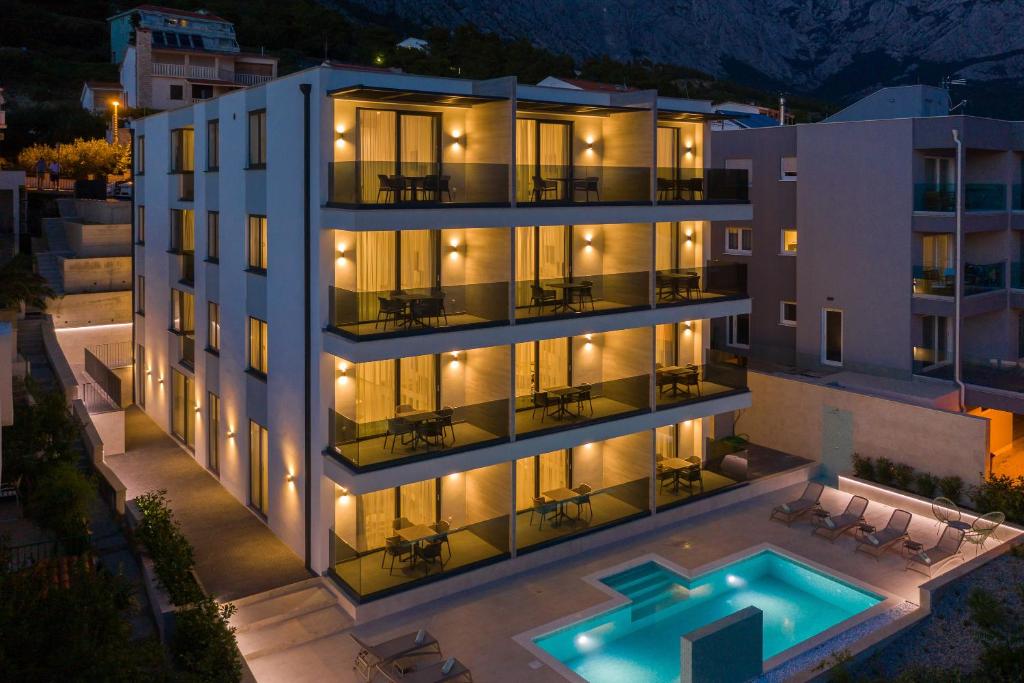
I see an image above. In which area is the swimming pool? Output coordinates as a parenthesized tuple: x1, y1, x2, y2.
(533, 550, 883, 683)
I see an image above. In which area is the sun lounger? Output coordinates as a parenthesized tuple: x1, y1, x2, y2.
(379, 657, 473, 682)
(352, 630, 442, 681)
(906, 526, 965, 577)
(770, 481, 824, 525)
(811, 495, 869, 542)
(855, 509, 912, 559)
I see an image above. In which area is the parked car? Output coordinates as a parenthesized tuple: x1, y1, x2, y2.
(109, 180, 133, 200)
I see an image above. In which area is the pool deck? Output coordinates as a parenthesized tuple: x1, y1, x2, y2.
(248, 482, 1019, 682)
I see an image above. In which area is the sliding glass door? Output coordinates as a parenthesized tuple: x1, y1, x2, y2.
(358, 109, 440, 202)
(170, 369, 195, 449)
(516, 119, 571, 201)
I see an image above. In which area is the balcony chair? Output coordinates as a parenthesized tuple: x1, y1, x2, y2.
(656, 273, 675, 300)
(657, 464, 676, 493)
(572, 483, 593, 520)
(386, 175, 410, 203)
(572, 176, 600, 202)
(410, 298, 447, 328)
(530, 285, 558, 314)
(532, 176, 558, 202)
(376, 296, 406, 330)
(376, 174, 395, 204)
(385, 418, 415, 453)
(415, 418, 446, 449)
(656, 176, 676, 201)
(530, 496, 558, 529)
(681, 465, 704, 496)
(423, 174, 455, 202)
(437, 406, 456, 443)
(679, 369, 702, 397)
(575, 383, 594, 415)
(682, 177, 704, 201)
(382, 536, 413, 575)
(430, 288, 449, 321)
(430, 519, 453, 560)
(415, 539, 447, 575)
(531, 391, 557, 422)
(575, 280, 595, 311)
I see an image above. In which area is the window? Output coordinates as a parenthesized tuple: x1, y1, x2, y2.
(248, 316, 268, 376)
(170, 128, 194, 172)
(780, 301, 797, 327)
(725, 158, 753, 186)
(728, 314, 750, 348)
(207, 211, 219, 262)
(822, 309, 843, 366)
(207, 392, 220, 473)
(136, 205, 145, 244)
(171, 369, 195, 449)
(919, 315, 950, 368)
(191, 84, 213, 101)
(247, 215, 267, 272)
(249, 420, 269, 515)
(136, 135, 145, 175)
(206, 119, 219, 170)
(725, 227, 753, 255)
(780, 228, 798, 254)
(780, 156, 797, 180)
(135, 344, 146, 409)
(248, 109, 267, 167)
(170, 84, 184, 101)
(136, 276, 145, 314)
(207, 301, 220, 352)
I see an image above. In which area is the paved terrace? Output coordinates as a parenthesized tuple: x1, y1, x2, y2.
(249, 481, 1018, 683)
(106, 408, 310, 601)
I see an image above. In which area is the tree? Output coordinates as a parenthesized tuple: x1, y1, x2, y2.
(2, 377, 82, 481)
(0, 253, 56, 310)
(26, 461, 94, 538)
(16, 138, 129, 179)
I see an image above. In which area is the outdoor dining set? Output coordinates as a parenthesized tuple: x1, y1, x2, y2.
(384, 405, 457, 453)
(376, 174, 456, 204)
(656, 269, 702, 301)
(531, 384, 595, 422)
(382, 517, 454, 577)
(528, 280, 596, 314)
(656, 363, 702, 398)
(657, 456, 704, 496)
(531, 174, 601, 203)
(529, 483, 594, 530)
(770, 482, 1006, 576)
(656, 176, 706, 201)
(377, 290, 449, 330)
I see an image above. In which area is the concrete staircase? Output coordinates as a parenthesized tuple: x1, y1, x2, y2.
(230, 578, 353, 662)
(42, 216, 72, 253)
(55, 197, 78, 220)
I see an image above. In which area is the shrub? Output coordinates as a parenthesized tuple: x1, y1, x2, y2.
(971, 475, 1024, 525)
(851, 454, 874, 481)
(874, 457, 895, 486)
(17, 138, 130, 179)
(172, 598, 241, 683)
(938, 475, 964, 503)
(27, 462, 94, 539)
(134, 489, 201, 605)
(892, 463, 915, 490)
(915, 472, 939, 498)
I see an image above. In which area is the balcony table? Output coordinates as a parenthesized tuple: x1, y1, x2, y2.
(542, 487, 579, 526)
(660, 457, 700, 493)
(397, 524, 439, 544)
(656, 365, 699, 396)
(546, 281, 590, 312)
(658, 270, 701, 300)
(391, 291, 443, 326)
(543, 385, 583, 418)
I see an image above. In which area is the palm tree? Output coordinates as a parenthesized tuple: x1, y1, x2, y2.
(0, 254, 55, 310)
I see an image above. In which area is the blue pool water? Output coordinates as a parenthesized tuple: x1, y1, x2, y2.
(534, 551, 882, 683)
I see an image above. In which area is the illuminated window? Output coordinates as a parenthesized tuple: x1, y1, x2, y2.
(780, 228, 798, 254)
(136, 205, 145, 243)
(249, 420, 268, 515)
(728, 314, 750, 348)
(248, 316, 268, 376)
(206, 119, 219, 170)
(207, 301, 220, 352)
(247, 215, 267, 272)
(248, 109, 267, 167)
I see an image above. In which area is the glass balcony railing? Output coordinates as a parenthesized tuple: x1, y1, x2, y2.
(327, 161, 510, 206)
(514, 375, 650, 439)
(328, 400, 510, 470)
(328, 284, 509, 339)
(914, 183, 1007, 212)
(514, 273, 649, 322)
(515, 164, 650, 204)
(514, 477, 649, 554)
(654, 351, 748, 410)
(655, 168, 749, 203)
(963, 355, 1024, 394)
(964, 261, 1005, 295)
(912, 266, 954, 297)
(655, 263, 747, 307)
(329, 515, 510, 601)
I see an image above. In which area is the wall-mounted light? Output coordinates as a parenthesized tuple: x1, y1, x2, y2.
(337, 361, 348, 384)
(334, 125, 347, 146)
(684, 231, 695, 243)
(226, 429, 236, 439)
(446, 471, 461, 481)
(583, 233, 594, 249)
(194, 404, 201, 414)
(447, 238, 464, 259)
(337, 244, 347, 262)
(682, 321, 693, 333)
(449, 350, 461, 367)
(450, 130, 467, 147)
(338, 487, 350, 504)
(158, 376, 165, 384)
(286, 471, 296, 487)
(146, 369, 153, 377)
(684, 140, 696, 157)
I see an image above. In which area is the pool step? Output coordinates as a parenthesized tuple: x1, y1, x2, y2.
(602, 562, 659, 591)
(626, 576, 678, 605)
(630, 586, 691, 623)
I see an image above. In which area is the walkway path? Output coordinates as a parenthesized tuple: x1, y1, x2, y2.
(106, 407, 311, 601)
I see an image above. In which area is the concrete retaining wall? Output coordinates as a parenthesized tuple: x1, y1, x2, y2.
(48, 291, 132, 328)
(75, 198, 131, 224)
(65, 222, 132, 258)
(60, 256, 131, 293)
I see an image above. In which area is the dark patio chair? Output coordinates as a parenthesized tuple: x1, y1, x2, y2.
(679, 369, 701, 397)
(656, 176, 675, 201)
(416, 418, 446, 449)
(572, 176, 600, 202)
(386, 175, 410, 202)
(657, 465, 677, 493)
(431, 519, 453, 560)
(437, 406, 456, 443)
(423, 175, 454, 202)
(682, 177, 704, 201)
(532, 391, 557, 421)
(382, 536, 412, 574)
(575, 280, 595, 311)
(429, 290, 449, 325)
(530, 285, 558, 314)
(385, 418, 415, 452)
(572, 483, 593, 520)
(681, 466, 704, 495)
(575, 383, 594, 415)
(656, 273, 674, 300)
(376, 174, 395, 204)
(376, 296, 406, 330)
(530, 496, 558, 529)
(415, 539, 446, 575)
(532, 176, 558, 202)
(410, 298, 446, 328)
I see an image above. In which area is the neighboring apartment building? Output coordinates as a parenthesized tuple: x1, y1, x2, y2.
(709, 85, 1024, 476)
(108, 5, 277, 111)
(131, 64, 810, 618)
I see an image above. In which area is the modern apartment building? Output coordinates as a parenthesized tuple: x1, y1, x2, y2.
(131, 64, 815, 617)
(109, 5, 277, 111)
(709, 86, 1024, 476)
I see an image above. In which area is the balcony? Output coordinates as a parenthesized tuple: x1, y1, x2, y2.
(655, 351, 748, 411)
(151, 62, 272, 86)
(655, 263, 747, 307)
(912, 266, 954, 297)
(176, 171, 194, 201)
(964, 261, 1005, 296)
(655, 168, 749, 204)
(328, 346, 511, 471)
(329, 465, 510, 601)
(963, 356, 1024, 394)
(327, 161, 510, 207)
(914, 183, 1007, 212)
(515, 164, 650, 205)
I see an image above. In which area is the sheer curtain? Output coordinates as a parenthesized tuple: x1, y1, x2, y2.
(356, 359, 394, 425)
(400, 229, 434, 290)
(356, 231, 396, 320)
(515, 119, 536, 202)
(538, 225, 566, 279)
(358, 488, 395, 551)
(515, 457, 535, 511)
(515, 226, 535, 284)
(655, 425, 676, 462)
(539, 122, 569, 180)
(656, 126, 677, 177)
(655, 222, 673, 270)
(399, 355, 435, 411)
(399, 114, 437, 177)
(655, 323, 676, 367)
(359, 109, 396, 202)
(514, 342, 535, 397)
(538, 338, 568, 389)
(400, 479, 437, 526)
(539, 450, 568, 492)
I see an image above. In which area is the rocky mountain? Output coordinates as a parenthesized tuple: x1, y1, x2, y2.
(340, 0, 1024, 116)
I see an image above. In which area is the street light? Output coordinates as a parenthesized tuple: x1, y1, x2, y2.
(110, 99, 121, 143)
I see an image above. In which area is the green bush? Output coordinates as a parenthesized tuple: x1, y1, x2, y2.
(892, 463, 915, 490)
(939, 475, 965, 503)
(27, 461, 94, 539)
(971, 475, 1024, 525)
(851, 454, 874, 481)
(915, 472, 939, 498)
(135, 489, 201, 605)
(172, 598, 241, 683)
(874, 457, 895, 486)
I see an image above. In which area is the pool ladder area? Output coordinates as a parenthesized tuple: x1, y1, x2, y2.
(602, 562, 692, 623)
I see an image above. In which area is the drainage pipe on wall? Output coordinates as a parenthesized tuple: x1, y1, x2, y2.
(952, 128, 966, 411)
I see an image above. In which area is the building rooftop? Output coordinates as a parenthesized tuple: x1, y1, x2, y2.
(109, 4, 229, 23)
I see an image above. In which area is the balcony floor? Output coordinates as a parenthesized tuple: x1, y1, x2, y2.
(333, 311, 497, 338)
(654, 469, 739, 508)
(335, 421, 505, 469)
(334, 528, 505, 599)
(514, 396, 644, 438)
(515, 299, 641, 321)
(515, 489, 647, 552)
(654, 379, 743, 410)
(654, 289, 744, 307)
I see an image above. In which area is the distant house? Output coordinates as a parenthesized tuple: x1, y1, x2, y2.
(537, 76, 637, 93)
(80, 81, 125, 114)
(107, 5, 278, 111)
(396, 37, 429, 51)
